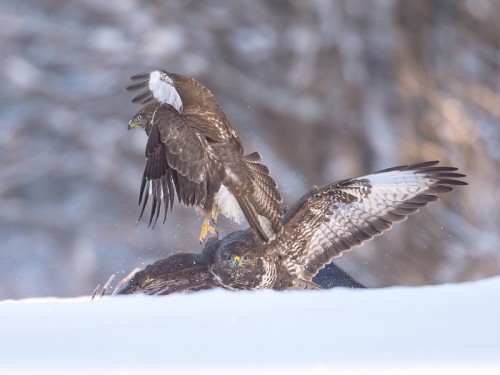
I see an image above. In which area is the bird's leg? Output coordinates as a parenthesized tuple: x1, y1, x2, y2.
(211, 204, 222, 225)
(199, 213, 218, 243)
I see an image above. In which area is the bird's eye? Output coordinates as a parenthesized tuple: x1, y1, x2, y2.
(242, 255, 249, 261)
(137, 115, 142, 120)
(224, 254, 232, 261)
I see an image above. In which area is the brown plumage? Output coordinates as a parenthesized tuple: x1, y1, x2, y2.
(106, 161, 467, 295)
(126, 70, 283, 242)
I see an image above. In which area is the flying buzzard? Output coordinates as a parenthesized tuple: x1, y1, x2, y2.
(126, 70, 283, 242)
(99, 161, 467, 295)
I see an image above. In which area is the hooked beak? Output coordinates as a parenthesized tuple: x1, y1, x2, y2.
(231, 255, 241, 267)
(128, 120, 138, 131)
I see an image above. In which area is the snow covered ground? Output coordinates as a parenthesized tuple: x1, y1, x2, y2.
(1, 277, 499, 375)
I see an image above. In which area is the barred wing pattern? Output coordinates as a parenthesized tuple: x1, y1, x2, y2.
(279, 161, 468, 281)
(97, 160, 466, 295)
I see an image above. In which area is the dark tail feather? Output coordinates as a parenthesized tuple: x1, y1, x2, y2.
(236, 196, 270, 243)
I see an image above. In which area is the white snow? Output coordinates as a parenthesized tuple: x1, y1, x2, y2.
(0, 277, 499, 375)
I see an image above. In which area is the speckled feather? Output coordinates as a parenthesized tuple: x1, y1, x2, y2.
(115, 161, 467, 294)
(274, 161, 468, 281)
(127, 71, 283, 241)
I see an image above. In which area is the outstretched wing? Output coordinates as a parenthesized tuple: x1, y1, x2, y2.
(126, 70, 183, 111)
(278, 161, 468, 280)
(117, 238, 220, 295)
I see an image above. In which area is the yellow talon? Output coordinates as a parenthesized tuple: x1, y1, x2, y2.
(199, 216, 217, 243)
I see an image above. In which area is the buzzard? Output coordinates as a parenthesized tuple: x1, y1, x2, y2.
(99, 161, 467, 295)
(126, 70, 283, 243)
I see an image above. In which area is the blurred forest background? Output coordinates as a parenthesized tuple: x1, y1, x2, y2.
(0, 0, 498, 299)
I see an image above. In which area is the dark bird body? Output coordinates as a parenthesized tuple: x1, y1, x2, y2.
(108, 161, 467, 295)
(127, 71, 283, 242)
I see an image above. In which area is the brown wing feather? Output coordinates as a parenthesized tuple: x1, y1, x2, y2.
(127, 71, 244, 153)
(137, 104, 227, 225)
(139, 124, 176, 227)
(243, 152, 283, 235)
(218, 151, 283, 242)
(154, 105, 224, 209)
(117, 238, 220, 295)
(276, 161, 468, 280)
(184, 109, 243, 153)
(129, 73, 282, 237)
(157, 109, 208, 184)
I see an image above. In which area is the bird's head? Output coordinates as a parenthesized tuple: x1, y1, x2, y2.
(128, 102, 160, 132)
(219, 248, 254, 269)
(211, 230, 266, 290)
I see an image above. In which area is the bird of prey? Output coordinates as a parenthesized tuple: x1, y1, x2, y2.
(126, 70, 283, 243)
(101, 161, 467, 295)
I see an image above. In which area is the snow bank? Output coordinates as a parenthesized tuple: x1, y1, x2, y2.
(1, 277, 499, 375)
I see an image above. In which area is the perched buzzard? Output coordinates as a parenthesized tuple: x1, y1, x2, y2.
(100, 161, 467, 295)
(126, 70, 283, 242)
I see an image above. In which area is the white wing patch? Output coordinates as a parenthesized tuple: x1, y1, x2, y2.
(366, 169, 435, 189)
(360, 169, 439, 203)
(149, 71, 183, 112)
(282, 161, 466, 281)
(216, 185, 245, 223)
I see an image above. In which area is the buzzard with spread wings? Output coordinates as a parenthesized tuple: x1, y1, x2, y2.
(126, 70, 282, 243)
(100, 161, 466, 295)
